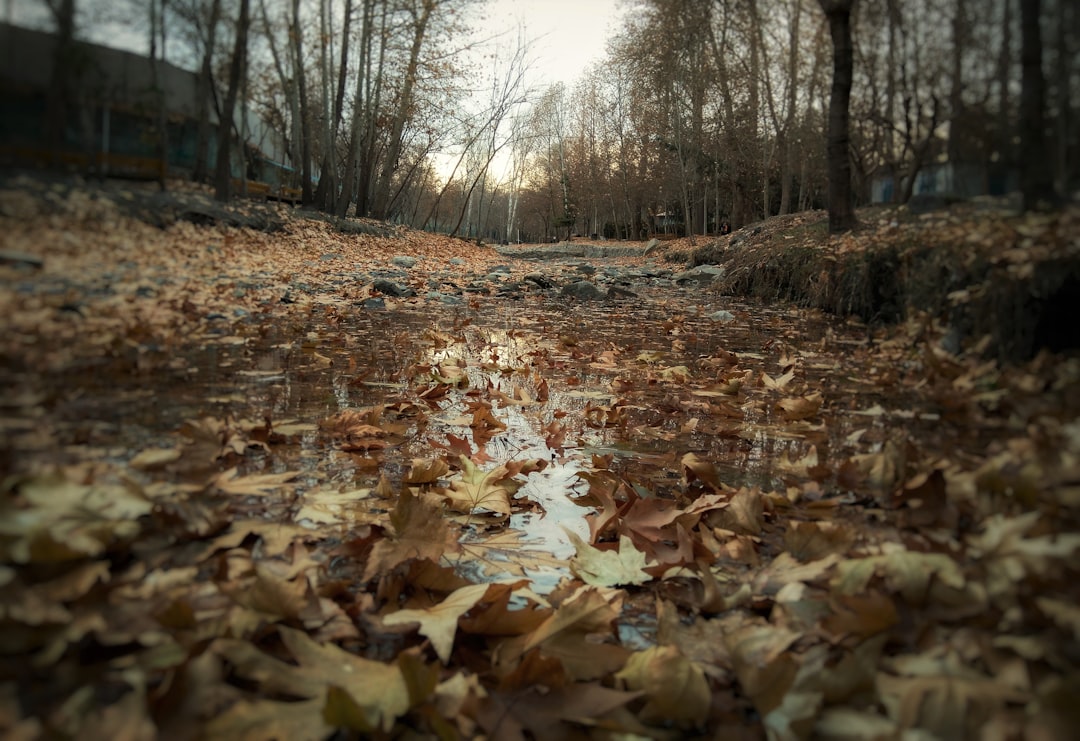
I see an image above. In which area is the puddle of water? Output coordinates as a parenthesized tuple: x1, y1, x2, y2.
(4, 288, 968, 600)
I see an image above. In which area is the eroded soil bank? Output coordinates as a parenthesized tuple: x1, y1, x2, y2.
(1, 178, 1079, 739)
(678, 200, 1080, 364)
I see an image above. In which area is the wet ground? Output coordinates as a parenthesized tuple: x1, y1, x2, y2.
(4, 186, 1080, 737)
(3, 282, 978, 597)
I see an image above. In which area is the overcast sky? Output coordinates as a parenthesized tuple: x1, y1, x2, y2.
(483, 0, 626, 87)
(6, 0, 627, 88)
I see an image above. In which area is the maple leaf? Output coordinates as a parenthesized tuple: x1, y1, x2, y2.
(442, 455, 542, 516)
(783, 520, 855, 562)
(0, 473, 152, 563)
(776, 391, 823, 421)
(615, 645, 710, 728)
(458, 581, 550, 636)
(213, 626, 411, 734)
(468, 403, 506, 445)
(682, 452, 722, 490)
(566, 531, 654, 587)
(762, 369, 796, 390)
(405, 457, 450, 484)
(363, 491, 460, 581)
(476, 683, 645, 740)
(709, 488, 765, 535)
(617, 497, 681, 544)
(573, 470, 626, 542)
(876, 651, 1028, 738)
(832, 547, 966, 604)
(657, 365, 691, 383)
(293, 486, 376, 527)
(212, 468, 300, 497)
(129, 446, 183, 471)
(382, 582, 490, 662)
(518, 586, 629, 681)
(966, 512, 1080, 605)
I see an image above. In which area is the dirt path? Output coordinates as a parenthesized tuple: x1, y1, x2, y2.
(1, 181, 1078, 739)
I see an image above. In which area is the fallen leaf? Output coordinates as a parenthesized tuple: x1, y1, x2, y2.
(382, 583, 491, 662)
(213, 468, 299, 497)
(566, 532, 654, 587)
(214, 626, 411, 733)
(614, 645, 710, 728)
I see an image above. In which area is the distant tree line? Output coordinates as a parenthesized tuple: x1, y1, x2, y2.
(30, 0, 1078, 238)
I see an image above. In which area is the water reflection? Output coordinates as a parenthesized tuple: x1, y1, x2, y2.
(19, 290, 952, 597)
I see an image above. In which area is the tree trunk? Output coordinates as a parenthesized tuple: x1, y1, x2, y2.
(819, 0, 856, 233)
(214, 0, 250, 201)
(313, 0, 332, 206)
(370, 0, 434, 220)
(193, 0, 221, 184)
(149, 0, 168, 189)
(44, 0, 76, 159)
(1019, 0, 1056, 211)
(313, 0, 352, 212)
(947, 0, 966, 167)
(779, 0, 801, 215)
(1053, 0, 1073, 194)
(291, 0, 313, 204)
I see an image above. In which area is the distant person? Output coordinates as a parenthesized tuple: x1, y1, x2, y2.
(719, 221, 731, 235)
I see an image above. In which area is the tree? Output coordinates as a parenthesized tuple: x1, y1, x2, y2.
(43, 0, 78, 157)
(819, 0, 857, 233)
(214, 0, 251, 201)
(188, 0, 222, 184)
(370, 0, 436, 220)
(1019, 0, 1058, 211)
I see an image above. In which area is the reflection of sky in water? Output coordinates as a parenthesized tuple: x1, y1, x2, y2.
(29, 296, 948, 599)
(426, 324, 596, 594)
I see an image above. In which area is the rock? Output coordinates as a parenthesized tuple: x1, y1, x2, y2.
(523, 273, 555, 289)
(320, 253, 341, 261)
(708, 310, 736, 323)
(484, 273, 505, 283)
(361, 297, 386, 310)
(391, 255, 418, 268)
(940, 325, 963, 355)
(561, 280, 606, 300)
(372, 278, 414, 297)
(449, 257, 464, 265)
(581, 244, 649, 258)
(643, 238, 661, 256)
(0, 249, 44, 269)
(607, 286, 638, 299)
(426, 291, 465, 306)
(489, 264, 512, 273)
(574, 264, 597, 276)
(674, 265, 726, 284)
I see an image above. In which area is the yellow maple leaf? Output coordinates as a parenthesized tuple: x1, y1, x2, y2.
(382, 583, 490, 663)
(213, 627, 410, 734)
(615, 645, 710, 727)
(442, 455, 541, 516)
(566, 531, 654, 587)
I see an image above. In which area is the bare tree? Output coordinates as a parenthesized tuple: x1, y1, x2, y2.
(214, 0, 250, 201)
(190, 0, 221, 184)
(819, 0, 857, 232)
(1019, 0, 1057, 211)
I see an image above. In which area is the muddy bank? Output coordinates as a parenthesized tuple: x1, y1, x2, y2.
(685, 201, 1080, 363)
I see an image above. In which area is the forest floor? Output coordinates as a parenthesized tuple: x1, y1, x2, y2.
(1, 174, 1079, 740)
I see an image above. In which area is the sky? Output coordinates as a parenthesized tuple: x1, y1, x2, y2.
(482, 0, 627, 87)
(5, 0, 627, 88)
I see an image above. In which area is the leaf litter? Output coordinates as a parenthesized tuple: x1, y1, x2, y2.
(1, 182, 1079, 739)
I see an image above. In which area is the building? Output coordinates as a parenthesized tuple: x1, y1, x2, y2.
(0, 22, 300, 199)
